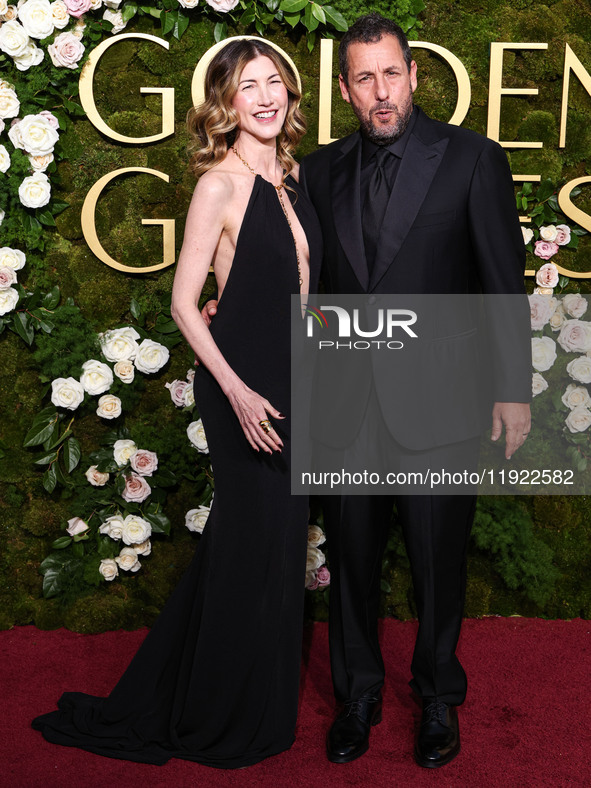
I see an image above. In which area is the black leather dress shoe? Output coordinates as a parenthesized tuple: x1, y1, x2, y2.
(326, 693, 382, 763)
(414, 697, 460, 768)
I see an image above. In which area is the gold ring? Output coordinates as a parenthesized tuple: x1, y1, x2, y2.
(259, 420, 272, 434)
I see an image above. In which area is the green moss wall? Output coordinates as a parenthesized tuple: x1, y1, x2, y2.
(2, 0, 591, 632)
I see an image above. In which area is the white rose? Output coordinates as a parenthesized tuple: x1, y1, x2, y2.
(0, 287, 19, 315)
(531, 373, 548, 398)
(0, 20, 30, 59)
(0, 209, 4, 225)
(0, 267, 17, 290)
(113, 438, 137, 466)
(557, 320, 591, 353)
(114, 360, 134, 383)
(187, 419, 208, 453)
(14, 113, 59, 156)
(306, 545, 325, 572)
(96, 394, 122, 419)
(0, 144, 11, 173)
(89, 0, 102, 9)
(183, 384, 195, 408)
(102, 8, 126, 33)
(561, 383, 591, 410)
(531, 336, 557, 372)
(121, 514, 152, 546)
(80, 358, 113, 395)
(28, 152, 53, 172)
(99, 558, 118, 581)
(529, 294, 556, 331)
(549, 302, 566, 332)
(50, 376, 84, 409)
(115, 547, 141, 572)
(566, 356, 591, 384)
(8, 119, 24, 149)
(13, 41, 44, 70)
(103, 0, 120, 6)
(565, 405, 591, 434)
(66, 516, 88, 536)
(521, 227, 534, 245)
(178, 0, 199, 7)
(100, 326, 139, 362)
(50, 0, 69, 27)
(99, 513, 125, 539)
(165, 379, 188, 407)
(539, 225, 558, 242)
(205, 0, 239, 11)
(19, 171, 51, 208)
(308, 524, 326, 547)
(48, 31, 85, 68)
(185, 505, 210, 534)
(562, 293, 587, 319)
(0, 246, 26, 270)
(186, 368, 195, 383)
(85, 465, 109, 486)
(18, 0, 54, 39)
(134, 339, 169, 374)
(0, 86, 19, 118)
(133, 539, 151, 556)
(0, 0, 8, 14)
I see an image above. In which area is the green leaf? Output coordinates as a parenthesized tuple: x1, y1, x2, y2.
(323, 5, 348, 31)
(174, 11, 190, 39)
(254, 18, 265, 35)
(50, 201, 70, 215)
(72, 541, 85, 557)
(535, 179, 554, 202)
(160, 9, 176, 36)
(150, 469, 177, 487)
(380, 578, 391, 593)
(51, 536, 72, 549)
(521, 196, 528, 211)
(280, 0, 307, 11)
(121, 2, 138, 22)
(213, 21, 227, 42)
(43, 465, 57, 493)
(44, 426, 70, 452)
(522, 181, 533, 196)
(21, 213, 43, 234)
(310, 3, 326, 24)
(566, 233, 579, 249)
(39, 319, 55, 334)
(64, 436, 81, 473)
(144, 510, 171, 535)
(42, 286, 60, 309)
(34, 450, 59, 466)
(307, 30, 317, 52)
(240, 8, 256, 25)
(303, 3, 319, 31)
(42, 567, 63, 598)
(23, 409, 58, 447)
(11, 311, 34, 346)
(37, 210, 56, 227)
(266, 0, 280, 11)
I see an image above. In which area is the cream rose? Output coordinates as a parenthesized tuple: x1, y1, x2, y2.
(308, 524, 326, 547)
(48, 31, 85, 68)
(0, 287, 19, 315)
(205, 0, 239, 10)
(114, 360, 134, 383)
(566, 356, 591, 384)
(99, 558, 118, 581)
(100, 326, 139, 362)
(96, 394, 122, 419)
(531, 336, 557, 372)
(66, 516, 88, 536)
(113, 438, 137, 466)
(102, 8, 127, 33)
(133, 539, 151, 556)
(562, 293, 587, 319)
(0, 246, 26, 270)
(51, 376, 84, 409)
(549, 303, 566, 332)
(99, 513, 125, 539)
(0, 20, 30, 59)
(532, 372, 548, 398)
(0, 144, 10, 173)
(115, 547, 141, 572)
(185, 505, 210, 534)
(539, 225, 558, 242)
(13, 41, 44, 71)
(134, 339, 170, 374)
(130, 449, 158, 477)
(71, 16, 85, 37)
(19, 171, 51, 208)
(561, 383, 591, 410)
(80, 358, 113, 395)
(306, 546, 325, 572)
(521, 227, 534, 245)
(187, 419, 209, 453)
(2, 5, 18, 21)
(183, 385, 195, 408)
(186, 368, 195, 383)
(50, 0, 69, 27)
(178, 0, 199, 6)
(535, 261, 559, 286)
(85, 465, 109, 486)
(529, 294, 555, 331)
(165, 379, 188, 407)
(103, 0, 121, 6)
(89, 0, 103, 9)
(18, 0, 54, 39)
(121, 472, 151, 503)
(121, 514, 152, 546)
(565, 405, 591, 434)
(0, 267, 17, 290)
(554, 224, 571, 246)
(0, 0, 8, 15)
(13, 114, 59, 156)
(0, 86, 19, 118)
(28, 153, 53, 171)
(557, 320, 591, 353)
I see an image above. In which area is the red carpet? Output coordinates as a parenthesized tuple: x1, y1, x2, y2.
(2, 619, 590, 787)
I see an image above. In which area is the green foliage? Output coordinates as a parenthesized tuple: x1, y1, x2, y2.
(332, 0, 425, 35)
(32, 303, 99, 380)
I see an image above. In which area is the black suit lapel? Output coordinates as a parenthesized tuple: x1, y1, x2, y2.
(369, 131, 449, 291)
(331, 133, 369, 291)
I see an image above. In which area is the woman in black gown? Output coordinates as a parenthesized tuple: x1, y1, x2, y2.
(32, 38, 321, 769)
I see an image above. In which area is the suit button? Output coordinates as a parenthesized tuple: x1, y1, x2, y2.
(367, 295, 377, 305)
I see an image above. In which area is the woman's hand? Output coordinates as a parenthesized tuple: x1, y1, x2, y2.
(225, 381, 285, 453)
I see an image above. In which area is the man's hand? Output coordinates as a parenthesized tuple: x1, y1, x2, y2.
(490, 402, 531, 460)
(193, 299, 219, 365)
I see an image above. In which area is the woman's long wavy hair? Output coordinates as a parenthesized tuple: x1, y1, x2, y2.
(187, 40, 306, 182)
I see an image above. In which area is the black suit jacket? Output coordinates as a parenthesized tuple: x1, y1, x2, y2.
(299, 107, 531, 450)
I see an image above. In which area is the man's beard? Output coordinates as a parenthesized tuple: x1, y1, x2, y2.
(352, 91, 414, 145)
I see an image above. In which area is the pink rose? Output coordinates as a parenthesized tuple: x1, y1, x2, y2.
(554, 224, 571, 246)
(205, 0, 240, 11)
(165, 379, 188, 407)
(121, 472, 151, 503)
(529, 294, 555, 331)
(305, 571, 319, 591)
(130, 449, 158, 477)
(0, 266, 17, 289)
(534, 242, 559, 262)
(63, 0, 91, 17)
(562, 293, 588, 319)
(38, 110, 59, 129)
(317, 566, 331, 586)
(66, 516, 88, 536)
(535, 262, 559, 288)
(557, 320, 591, 353)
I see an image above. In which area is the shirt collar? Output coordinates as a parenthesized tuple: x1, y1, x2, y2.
(361, 105, 418, 166)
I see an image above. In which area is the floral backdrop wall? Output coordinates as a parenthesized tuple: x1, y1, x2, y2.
(1, 0, 591, 633)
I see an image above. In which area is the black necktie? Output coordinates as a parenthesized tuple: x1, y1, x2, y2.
(362, 147, 391, 275)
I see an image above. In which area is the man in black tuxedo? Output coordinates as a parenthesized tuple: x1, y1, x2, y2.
(298, 14, 531, 769)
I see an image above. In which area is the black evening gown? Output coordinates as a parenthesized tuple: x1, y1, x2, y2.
(32, 174, 322, 769)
